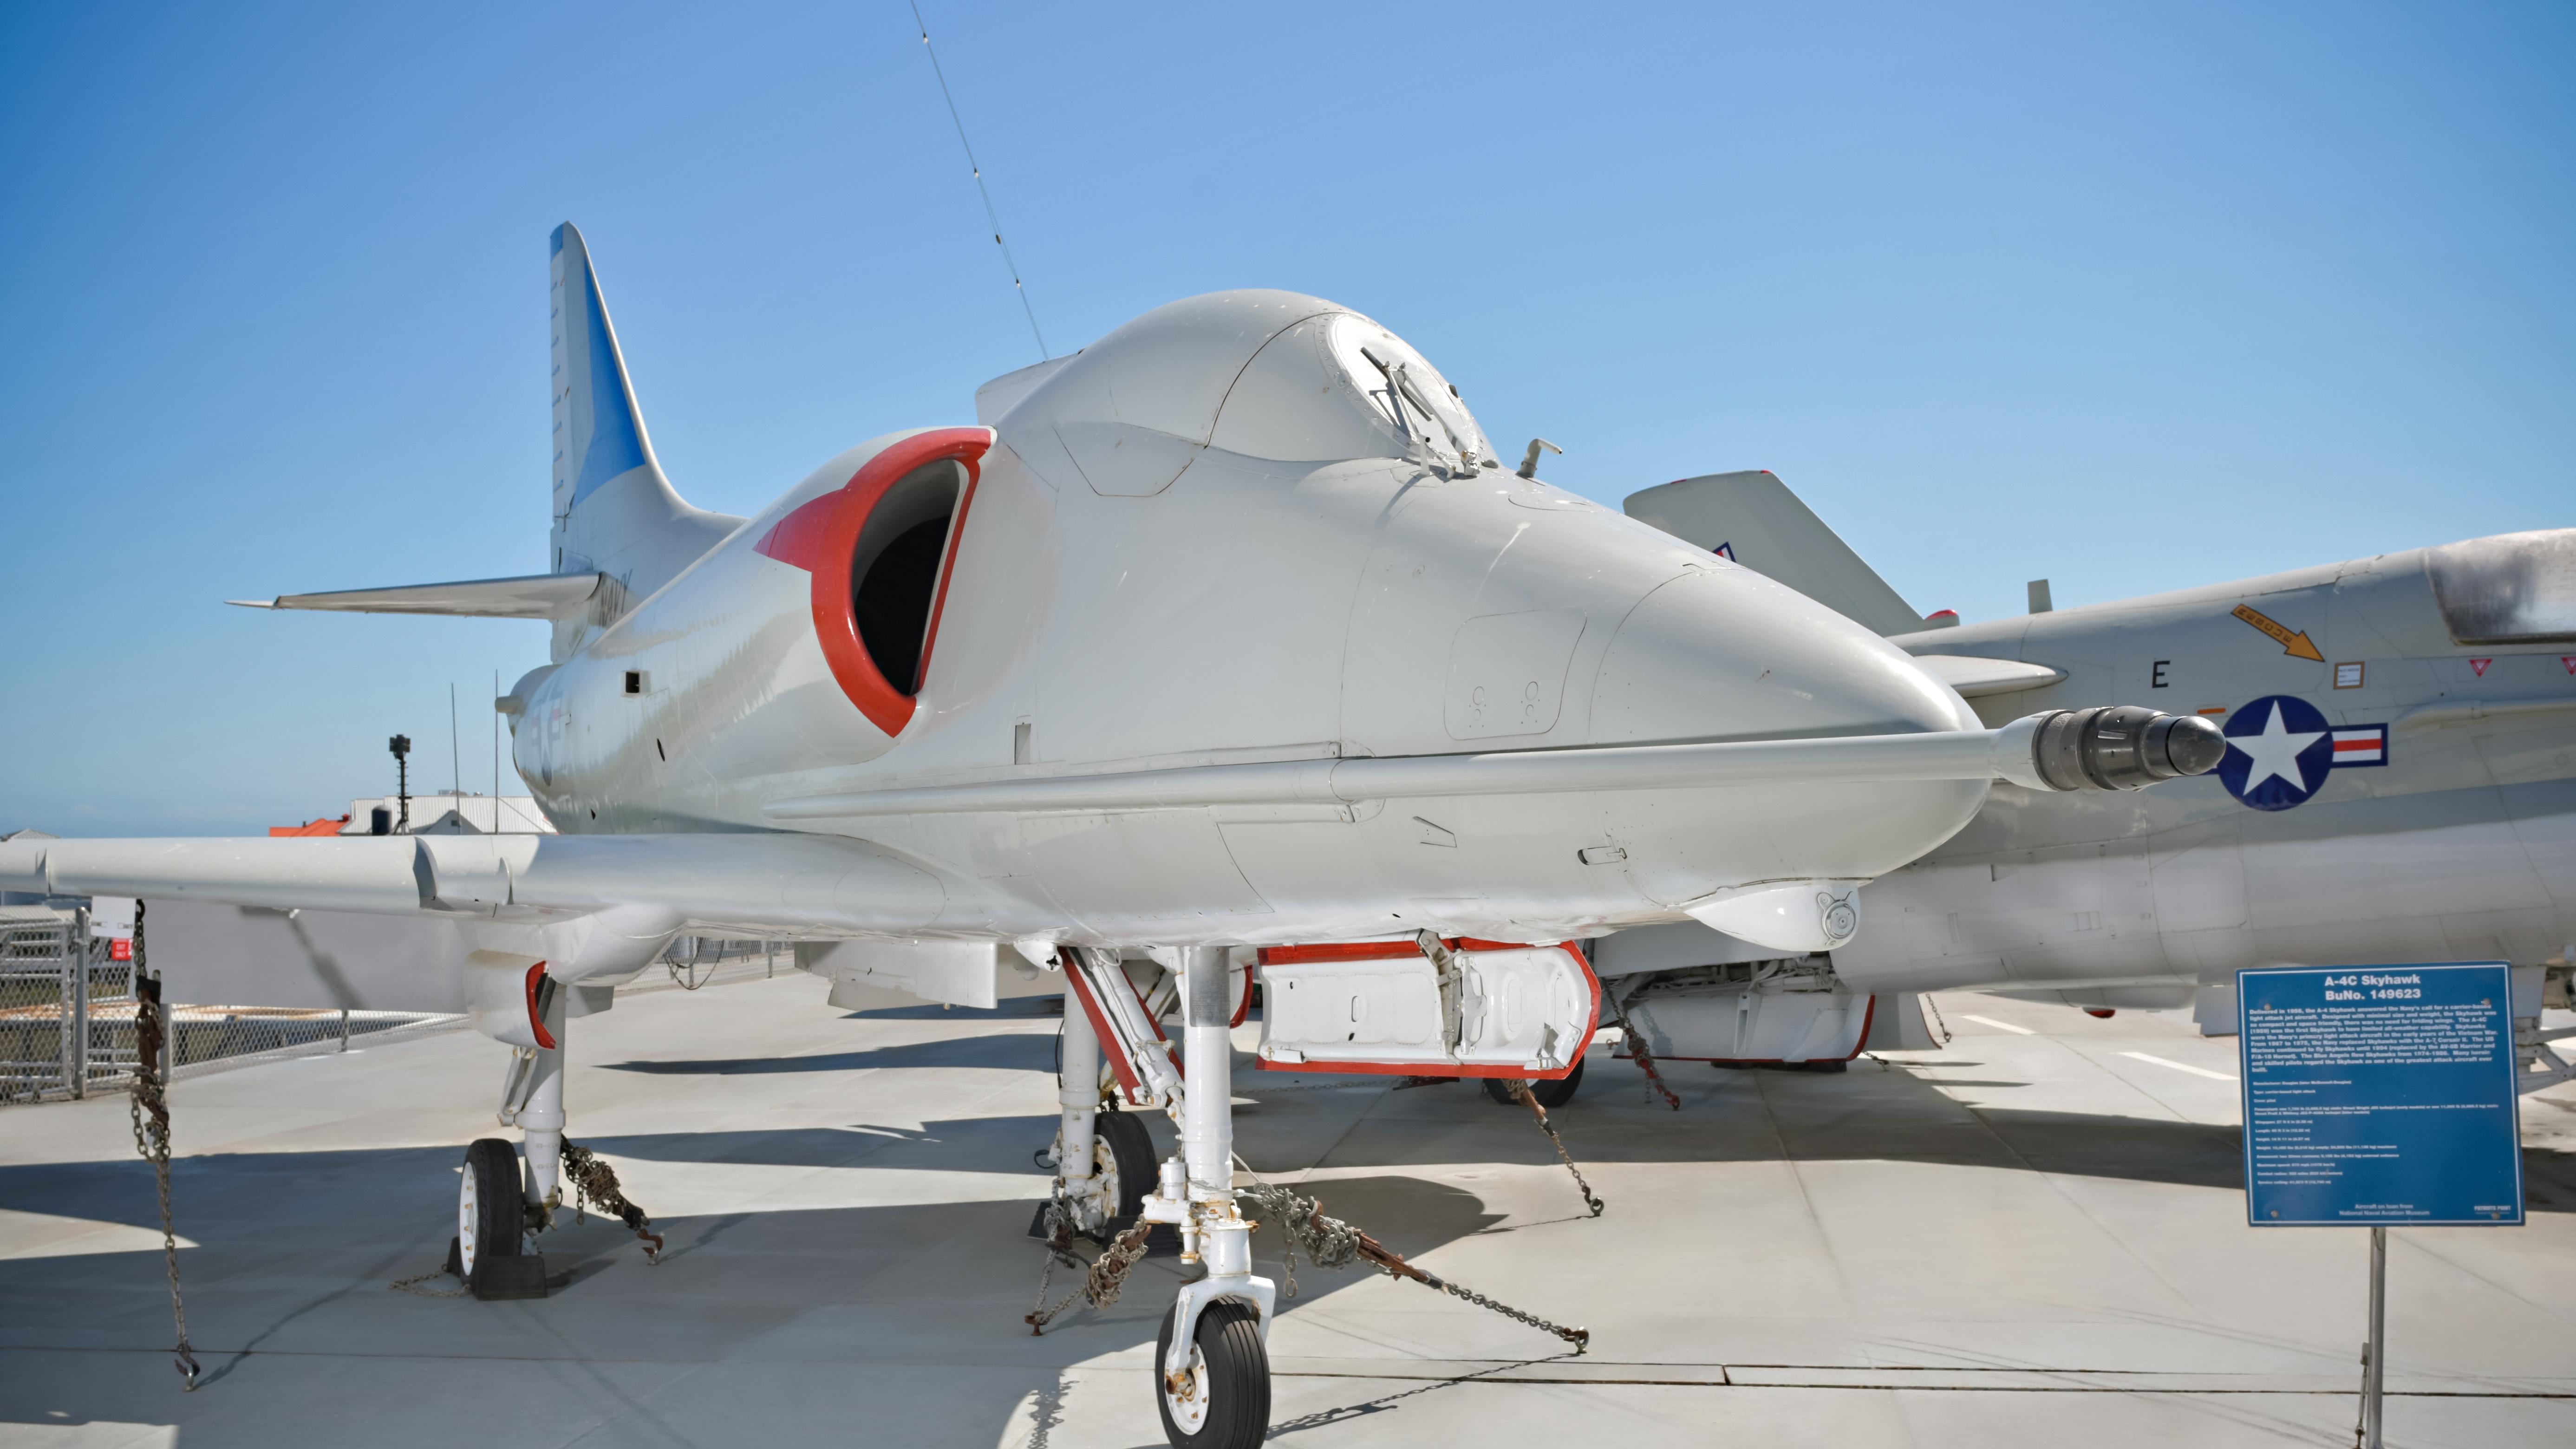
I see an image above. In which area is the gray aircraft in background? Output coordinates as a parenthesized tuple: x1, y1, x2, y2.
(1585, 471, 2574, 1097)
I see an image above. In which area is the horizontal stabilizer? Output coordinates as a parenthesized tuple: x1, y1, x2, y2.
(229, 572, 605, 619)
(1624, 471, 1931, 636)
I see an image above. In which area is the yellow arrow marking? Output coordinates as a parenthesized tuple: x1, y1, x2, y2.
(2231, 603, 2325, 661)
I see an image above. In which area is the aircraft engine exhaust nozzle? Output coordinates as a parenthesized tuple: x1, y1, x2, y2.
(2011, 705, 2227, 791)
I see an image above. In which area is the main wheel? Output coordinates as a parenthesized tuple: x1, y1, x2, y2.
(1095, 1109, 1157, 1220)
(458, 1137, 525, 1282)
(1482, 1054, 1585, 1110)
(1155, 1299, 1270, 1449)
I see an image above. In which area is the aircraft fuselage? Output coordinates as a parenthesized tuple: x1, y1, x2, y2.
(517, 305, 1992, 949)
(1837, 535, 2576, 993)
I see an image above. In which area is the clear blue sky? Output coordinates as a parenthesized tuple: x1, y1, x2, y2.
(3, 2, 2569, 835)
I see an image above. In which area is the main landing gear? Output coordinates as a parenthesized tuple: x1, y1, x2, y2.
(1051, 946, 1277, 1449)
(449, 979, 568, 1299)
(1049, 986, 1157, 1235)
(448, 1007, 662, 1300)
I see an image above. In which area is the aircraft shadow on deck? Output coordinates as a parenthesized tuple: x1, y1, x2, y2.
(0, 1136, 1500, 1445)
(4, 1058, 2569, 1442)
(1241, 1054, 2576, 1210)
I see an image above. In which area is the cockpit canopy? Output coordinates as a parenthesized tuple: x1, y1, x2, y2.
(983, 289, 1495, 496)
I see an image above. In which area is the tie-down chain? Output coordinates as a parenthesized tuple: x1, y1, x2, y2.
(1022, 1176, 1590, 1353)
(125, 903, 201, 1390)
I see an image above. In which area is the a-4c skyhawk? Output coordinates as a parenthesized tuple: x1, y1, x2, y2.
(0, 225, 2221, 1449)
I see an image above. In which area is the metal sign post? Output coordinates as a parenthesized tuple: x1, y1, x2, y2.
(2363, 1224, 2386, 1448)
(2239, 961, 2524, 1449)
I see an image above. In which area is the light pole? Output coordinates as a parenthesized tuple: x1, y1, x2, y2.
(389, 734, 412, 833)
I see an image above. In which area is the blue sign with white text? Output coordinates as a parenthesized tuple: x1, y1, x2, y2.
(2239, 962, 2523, 1226)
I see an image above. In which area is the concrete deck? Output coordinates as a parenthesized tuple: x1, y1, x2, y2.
(2, 975, 2570, 1448)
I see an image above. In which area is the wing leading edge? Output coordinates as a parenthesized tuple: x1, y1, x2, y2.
(0, 832, 946, 939)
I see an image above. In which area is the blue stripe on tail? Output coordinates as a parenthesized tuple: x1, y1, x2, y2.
(572, 266, 647, 505)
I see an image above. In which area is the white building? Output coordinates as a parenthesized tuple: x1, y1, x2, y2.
(271, 793, 556, 837)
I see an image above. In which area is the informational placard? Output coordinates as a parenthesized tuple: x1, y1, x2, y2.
(2239, 962, 2522, 1226)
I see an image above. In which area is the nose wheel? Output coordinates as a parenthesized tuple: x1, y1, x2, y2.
(1155, 1299, 1270, 1449)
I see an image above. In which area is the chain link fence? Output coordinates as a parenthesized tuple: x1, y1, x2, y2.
(5, 904, 460, 1103)
(2, 907, 137, 1101)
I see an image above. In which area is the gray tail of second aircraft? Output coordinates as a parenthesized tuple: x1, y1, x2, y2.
(548, 223, 743, 656)
(1624, 470, 1945, 637)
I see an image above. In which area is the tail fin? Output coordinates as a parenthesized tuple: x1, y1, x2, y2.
(548, 223, 743, 657)
(1624, 470, 1936, 636)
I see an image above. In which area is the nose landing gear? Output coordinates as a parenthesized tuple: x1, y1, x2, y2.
(1042, 945, 1278, 1447)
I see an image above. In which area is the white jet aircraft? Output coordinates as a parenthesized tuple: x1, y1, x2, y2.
(0, 224, 2223, 1449)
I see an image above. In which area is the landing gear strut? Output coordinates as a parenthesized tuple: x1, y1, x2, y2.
(1043, 945, 1276, 1445)
(1051, 994, 1154, 1234)
(1142, 946, 1274, 1449)
(509, 994, 567, 1216)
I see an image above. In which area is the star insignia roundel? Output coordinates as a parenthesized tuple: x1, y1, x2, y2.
(2216, 694, 2334, 810)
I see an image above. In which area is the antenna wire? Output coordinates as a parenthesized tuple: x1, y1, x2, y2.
(910, 1, 1049, 360)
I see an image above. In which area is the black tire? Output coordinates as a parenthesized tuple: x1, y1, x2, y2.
(1095, 1110, 1157, 1219)
(1155, 1299, 1271, 1449)
(460, 1137, 524, 1283)
(1482, 1054, 1585, 1110)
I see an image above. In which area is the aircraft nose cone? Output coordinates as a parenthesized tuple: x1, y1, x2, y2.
(1586, 564, 1986, 918)
(2162, 714, 2229, 776)
(1591, 567, 1976, 744)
